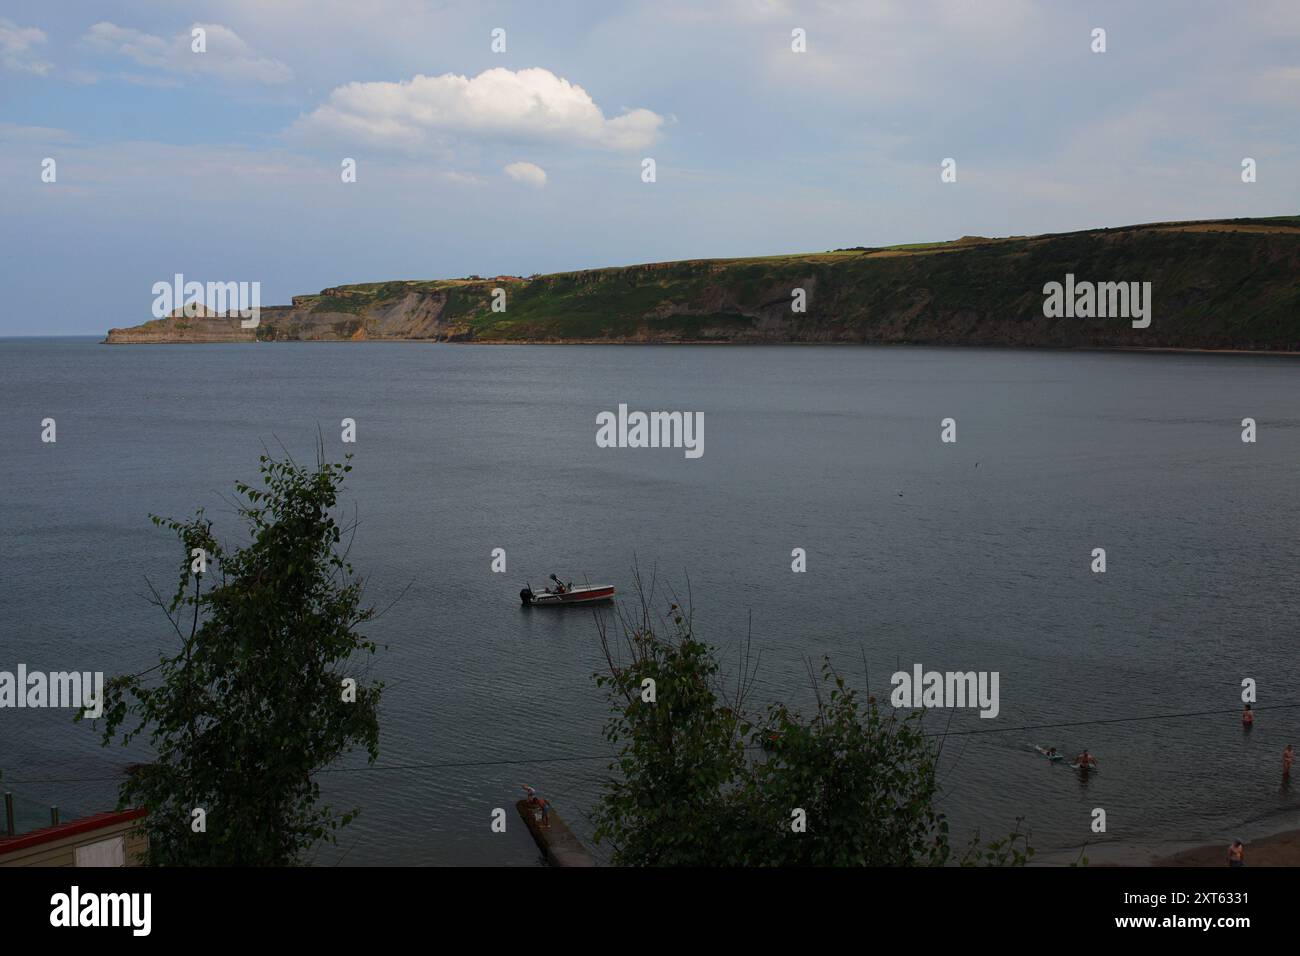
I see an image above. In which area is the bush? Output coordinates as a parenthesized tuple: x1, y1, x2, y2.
(592, 578, 1030, 866)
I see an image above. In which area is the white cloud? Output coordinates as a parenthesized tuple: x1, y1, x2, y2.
(441, 170, 488, 187)
(0, 18, 52, 75)
(291, 67, 663, 152)
(82, 21, 292, 84)
(0, 123, 74, 144)
(504, 161, 547, 188)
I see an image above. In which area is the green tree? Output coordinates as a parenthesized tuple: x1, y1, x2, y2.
(87, 451, 383, 865)
(593, 582, 1030, 866)
(742, 666, 954, 866)
(594, 599, 748, 865)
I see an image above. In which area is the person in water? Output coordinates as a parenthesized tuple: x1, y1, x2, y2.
(1075, 749, 1098, 769)
(1284, 744, 1294, 780)
(1243, 704, 1255, 729)
(521, 784, 551, 829)
(1228, 840, 1245, 867)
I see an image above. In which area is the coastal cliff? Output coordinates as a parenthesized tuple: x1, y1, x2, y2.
(105, 216, 1300, 349)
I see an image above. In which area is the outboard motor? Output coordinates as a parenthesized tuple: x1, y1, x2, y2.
(520, 587, 534, 605)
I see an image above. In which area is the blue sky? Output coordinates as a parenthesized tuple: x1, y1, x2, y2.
(2, 0, 1297, 334)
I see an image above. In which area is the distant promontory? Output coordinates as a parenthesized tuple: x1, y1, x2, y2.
(105, 216, 1300, 351)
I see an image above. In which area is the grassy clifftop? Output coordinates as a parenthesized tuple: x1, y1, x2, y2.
(105, 216, 1300, 349)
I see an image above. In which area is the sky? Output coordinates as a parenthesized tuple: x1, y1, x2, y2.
(1, 0, 1298, 334)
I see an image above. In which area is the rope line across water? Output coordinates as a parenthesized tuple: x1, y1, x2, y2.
(6, 701, 1290, 786)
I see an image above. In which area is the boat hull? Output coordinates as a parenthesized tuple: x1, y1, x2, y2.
(521, 585, 615, 606)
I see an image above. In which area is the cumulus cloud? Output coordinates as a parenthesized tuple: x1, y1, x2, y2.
(291, 67, 663, 152)
(504, 161, 547, 188)
(0, 18, 52, 75)
(82, 21, 292, 84)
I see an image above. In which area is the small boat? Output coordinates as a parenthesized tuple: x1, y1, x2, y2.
(520, 574, 615, 606)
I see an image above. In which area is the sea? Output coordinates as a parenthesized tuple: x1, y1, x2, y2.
(2, 337, 1298, 865)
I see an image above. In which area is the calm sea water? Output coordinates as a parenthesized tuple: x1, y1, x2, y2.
(2, 338, 1298, 865)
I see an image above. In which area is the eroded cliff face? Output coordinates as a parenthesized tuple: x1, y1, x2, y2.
(104, 218, 1300, 349)
(105, 288, 460, 343)
(104, 319, 259, 344)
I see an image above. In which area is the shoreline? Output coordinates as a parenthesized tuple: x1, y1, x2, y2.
(95, 337, 1300, 357)
(1150, 828, 1300, 867)
(1040, 819, 1300, 867)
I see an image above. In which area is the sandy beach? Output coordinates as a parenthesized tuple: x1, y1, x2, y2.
(1153, 829, 1300, 866)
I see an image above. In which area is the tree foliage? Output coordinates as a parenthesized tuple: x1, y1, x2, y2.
(593, 579, 1030, 866)
(87, 451, 384, 865)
